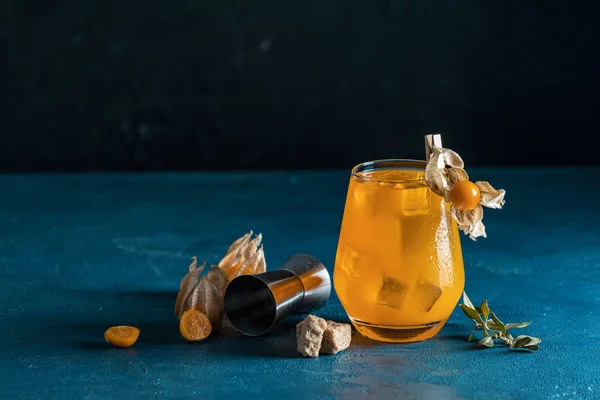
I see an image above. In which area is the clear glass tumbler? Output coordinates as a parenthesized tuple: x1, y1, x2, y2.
(333, 159, 465, 343)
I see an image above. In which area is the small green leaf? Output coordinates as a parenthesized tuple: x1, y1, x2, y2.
(523, 345, 540, 351)
(490, 312, 506, 336)
(506, 332, 514, 341)
(524, 336, 541, 346)
(478, 336, 494, 348)
(480, 300, 490, 321)
(513, 335, 541, 346)
(505, 322, 532, 331)
(460, 304, 484, 324)
(486, 322, 502, 331)
(514, 335, 534, 348)
(462, 292, 475, 310)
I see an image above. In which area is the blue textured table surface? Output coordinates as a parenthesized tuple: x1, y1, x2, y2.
(1, 169, 599, 399)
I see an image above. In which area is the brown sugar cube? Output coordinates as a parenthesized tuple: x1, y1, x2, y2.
(296, 315, 328, 358)
(320, 321, 352, 355)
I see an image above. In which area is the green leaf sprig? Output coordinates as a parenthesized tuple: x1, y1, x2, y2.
(459, 292, 541, 351)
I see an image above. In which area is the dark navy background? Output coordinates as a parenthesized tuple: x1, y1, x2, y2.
(1, 1, 599, 171)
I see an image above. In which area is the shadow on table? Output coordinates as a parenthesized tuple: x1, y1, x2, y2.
(72, 320, 182, 348)
(75, 289, 183, 347)
(8, 288, 480, 357)
(4, 287, 306, 357)
(2, 288, 182, 349)
(206, 324, 302, 359)
(62, 289, 303, 357)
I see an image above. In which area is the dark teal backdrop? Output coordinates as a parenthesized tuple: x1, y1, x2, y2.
(1, 1, 598, 170)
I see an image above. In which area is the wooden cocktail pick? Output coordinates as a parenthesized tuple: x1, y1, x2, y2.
(424, 133, 443, 160)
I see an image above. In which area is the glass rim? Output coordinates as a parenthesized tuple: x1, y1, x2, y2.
(351, 158, 427, 183)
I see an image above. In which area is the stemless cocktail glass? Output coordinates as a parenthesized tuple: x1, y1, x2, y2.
(333, 159, 465, 343)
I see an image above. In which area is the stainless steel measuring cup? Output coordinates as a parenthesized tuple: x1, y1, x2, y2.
(223, 253, 331, 336)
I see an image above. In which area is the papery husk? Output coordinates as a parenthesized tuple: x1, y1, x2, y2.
(425, 147, 466, 197)
(218, 231, 266, 280)
(187, 277, 223, 330)
(425, 149, 448, 197)
(206, 266, 228, 298)
(469, 220, 486, 240)
(441, 148, 465, 168)
(452, 205, 487, 240)
(218, 231, 253, 273)
(174, 257, 205, 319)
(242, 234, 262, 261)
(174, 232, 268, 331)
(227, 263, 243, 278)
(475, 181, 506, 209)
(448, 167, 469, 185)
(246, 244, 266, 274)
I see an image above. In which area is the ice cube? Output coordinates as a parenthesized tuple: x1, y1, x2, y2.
(406, 278, 442, 312)
(337, 246, 377, 280)
(352, 184, 376, 214)
(376, 276, 410, 310)
(399, 185, 430, 216)
(335, 245, 384, 319)
(342, 185, 380, 250)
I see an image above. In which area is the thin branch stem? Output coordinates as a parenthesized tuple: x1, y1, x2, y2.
(467, 326, 476, 342)
(482, 325, 489, 337)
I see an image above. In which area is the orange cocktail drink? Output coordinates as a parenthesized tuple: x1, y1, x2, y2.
(334, 159, 465, 342)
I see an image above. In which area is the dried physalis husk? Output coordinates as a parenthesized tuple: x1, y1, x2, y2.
(447, 167, 469, 185)
(174, 257, 228, 329)
(453, 204, 486, 239)
(425, 147, 465, 197)
(218, 231, 266, 281)
(425, 146, 506, 241)
(475, 181, 506, 209)
(174, 257, 205, 319)
(187, 271, 226, 330)
(206, 266, 228, 298)
(174, 231, 268, 333)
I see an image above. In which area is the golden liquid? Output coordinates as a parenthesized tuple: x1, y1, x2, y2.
(333, 167, 465, 342)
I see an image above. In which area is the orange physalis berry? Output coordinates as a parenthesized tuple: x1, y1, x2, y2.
(449, 180, 481, 211)
(180, 309, 212, 342)
(104, 325, 140, 348)
(225, 263, 244, 282)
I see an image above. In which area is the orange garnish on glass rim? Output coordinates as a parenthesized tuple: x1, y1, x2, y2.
(424, 135, 506, 240)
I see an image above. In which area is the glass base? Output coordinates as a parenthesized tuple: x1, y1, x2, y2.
(350, 318, 447, 343)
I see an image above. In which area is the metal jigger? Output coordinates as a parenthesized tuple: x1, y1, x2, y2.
(223, 254, 331, 336)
